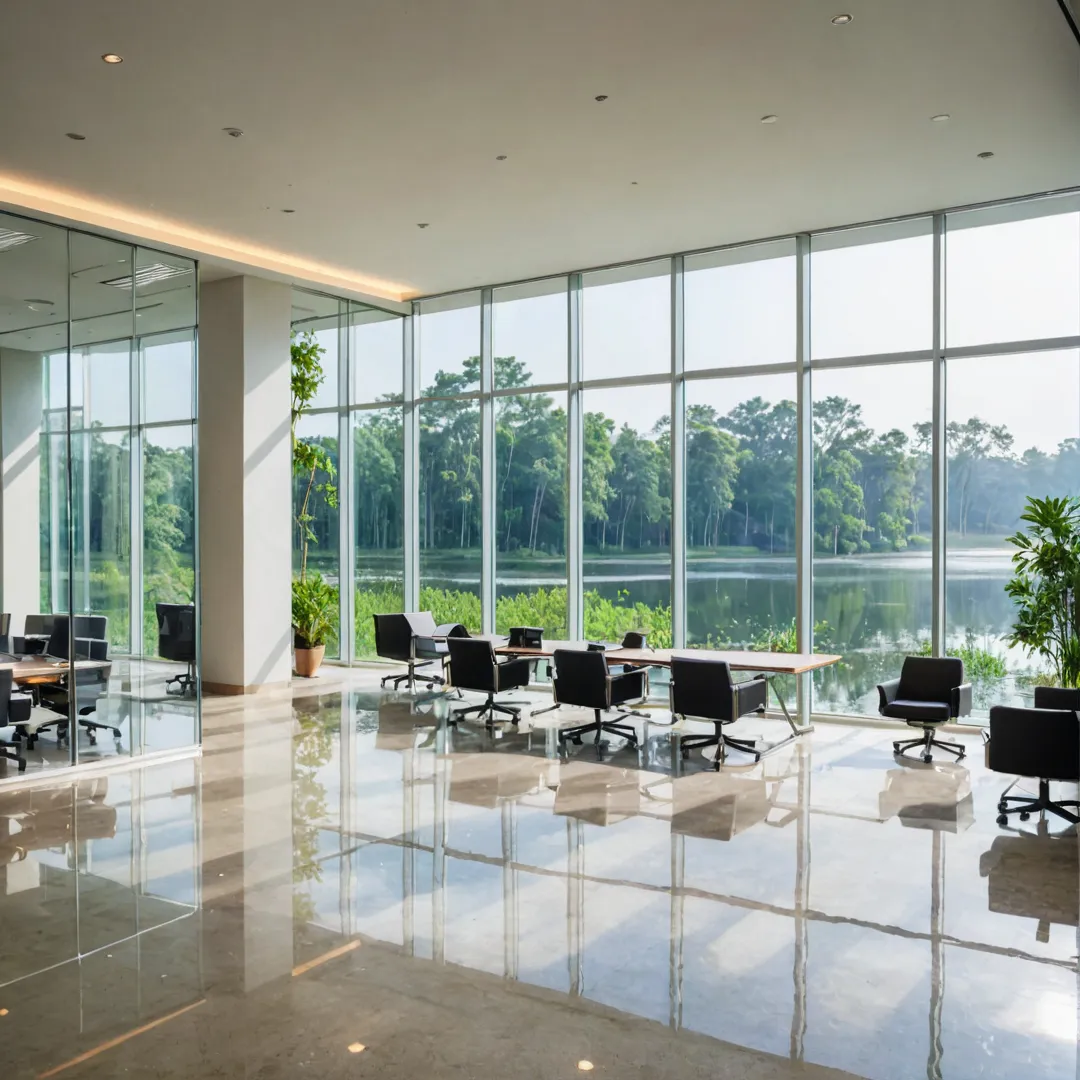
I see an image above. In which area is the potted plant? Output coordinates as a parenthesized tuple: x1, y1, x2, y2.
(292, 571, 337, 676)
(1005, 495, 1080, 689)
(291, 330, 339, 676)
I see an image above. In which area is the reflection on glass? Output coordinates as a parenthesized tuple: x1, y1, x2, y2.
(946, 350, 1080, 714)
(419, 399, 481, 629)
(354, 408, 404, 657)
(69, 233, 134, 348)
(495, 391, 567, 636)
(685, 375, 796, 648)
(493, 279, 568, 388)
(685, 240, 795, 370)
(135, 247, 196, 336)
(419, 293, 480, 394)
(812, 362, 933, 715)
(811, 220, 933, 358)
(350, 306, 403, 403)
(946, 197, 1080, 348)
(293, 412, 340, 657)
(583, 262, 670, 380)
(582, 385, 671, 644)
(142, 332, 195, 424)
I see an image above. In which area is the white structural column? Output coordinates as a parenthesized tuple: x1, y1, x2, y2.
(0, 348, 43, 635)
(198, 276, 293, 694)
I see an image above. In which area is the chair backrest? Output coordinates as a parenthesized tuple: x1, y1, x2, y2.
(621, 631, 647, 650)
(670, 656, 735, 722)
(405, 611, 438, 637)
(372, 613, 413, 662)
(898, 656, 964, 702)
(508, 626, 543, 649)
(156, 603, 196, 662)
(0, 669, 12, 722)
(552, 648, 610, 710)
(74, 615, 108, 641)
(447, 636, 497, 693)
(46, 616, 109, 661)
(45, 616, 71, 660)
(1033, 686, 1080, 711)
(0, 614, 10, 636)
(24, 614, 54, 636)
(988, 705, 1080, 782)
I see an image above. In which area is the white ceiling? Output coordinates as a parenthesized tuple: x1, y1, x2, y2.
(0, 0, 1077, 301)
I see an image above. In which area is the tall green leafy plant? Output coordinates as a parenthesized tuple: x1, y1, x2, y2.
(291, 331, 339, 648)
(1006, 495, 1080, 688)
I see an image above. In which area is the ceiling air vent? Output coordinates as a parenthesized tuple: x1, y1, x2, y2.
(103, 262, 194, 289)
(0, 228, 39, 251)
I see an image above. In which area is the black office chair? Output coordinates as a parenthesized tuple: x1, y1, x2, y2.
(669, 655, 769, 767)
(14, 613, 54, 655)
(0, 613, 10, 655)
(551, 648, 644, 756)
(987, 687, 1079, 827)
(157, 603, 196, 694)
(373, 612, 464, 690)
(877, 656, 971, 763)
(33, 616, 119, 747)
(0, 670, 32, 773)
(446, 637, 531, 727)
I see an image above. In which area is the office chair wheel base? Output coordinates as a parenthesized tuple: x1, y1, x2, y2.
(996, 814, 1008, 825)
(1019, 812, 1030, 821)
(922, 753, 932, 764)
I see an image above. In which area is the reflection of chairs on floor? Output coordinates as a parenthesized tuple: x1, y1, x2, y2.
(553, 761, 641, 826)
(0, 779, 115, 863)
(979, 827, 1078, 942)
(374, 700, 437, 751)
(878, 761, 974, 833)
(670, 771, 777, 841)
(449, 752, 551, 809)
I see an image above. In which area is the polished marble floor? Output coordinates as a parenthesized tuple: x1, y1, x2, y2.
(0, 669, 1077, 1079)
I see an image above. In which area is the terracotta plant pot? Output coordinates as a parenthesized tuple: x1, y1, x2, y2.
(294, 644, 325, 678)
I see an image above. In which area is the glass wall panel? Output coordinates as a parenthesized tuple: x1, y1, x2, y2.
(291, 290, 340, 410)
(945, 197, 1080, 348)
(293, 411, 341, 657)
(492, 278, 568, 388)
(685, 374, 796, 648)
(812, 362, 933, 715)
(350, 305, 403, 404)
(495, 390, 568, 636)
(418, 292, 480, 394)
(945, 350, 1080, 713)
(134, 247, 196, 336)
(419, 398, 481, 630)
(685, 240, 796, 370)
(582, 261, 670, 380)
(69, 233, 134, 348)
(353, 407, 404, 657)
(811, 220, 933, 359)
(142, 331, 195, 423)
(582, 385, 671, 644)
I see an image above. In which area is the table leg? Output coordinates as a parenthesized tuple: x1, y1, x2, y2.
(750, 676, 814, 758)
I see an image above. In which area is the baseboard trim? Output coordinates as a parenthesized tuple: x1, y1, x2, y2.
(202, 679, 292, 696)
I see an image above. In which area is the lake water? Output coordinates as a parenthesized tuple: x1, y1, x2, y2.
(412, 544, 1038, 718)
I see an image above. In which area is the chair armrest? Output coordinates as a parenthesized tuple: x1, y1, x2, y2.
(495, 656, 531, 690)
(608, 669, 646, 706)
(734, 677, 769, 714)
(877, 678, 901, 712)
(951, 683, 972, 719)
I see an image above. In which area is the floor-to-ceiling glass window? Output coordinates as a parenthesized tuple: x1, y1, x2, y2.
(942, 197, 1080, 715)
(809, 220, 934, 715)
(493, 279, 569, 636)
(418, 293, 482, 629)
(351, 304, 405, 657)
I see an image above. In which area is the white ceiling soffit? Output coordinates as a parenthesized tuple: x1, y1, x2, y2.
(0, 0, 1077, 301)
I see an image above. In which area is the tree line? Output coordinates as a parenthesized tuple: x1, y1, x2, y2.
(299, 356, 1080, 562)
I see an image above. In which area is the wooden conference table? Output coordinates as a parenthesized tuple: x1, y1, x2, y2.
(481, 636, 842, 754)
(0, 655, 109, 686)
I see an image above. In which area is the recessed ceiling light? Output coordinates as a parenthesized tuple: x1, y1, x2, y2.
(577, 1063, 595, 1072)
(347, 1043, 366, 1054)
(831, 13, 853, 24)
(417, 223, 429, 229)
(977, 151, 995, 159)
(65, 132, 86, 141)
(631, 181, 638, 185)
(930, 114, 950, 123)
(281, 208, 295, 213)
(760, 114, 779, 124)
(0, 1008, 8, 1017)
(594, 94, 608, 102)
(495, 154, 507, 161)
(101, 53, 123, 64)
(223, 127, 243, 138)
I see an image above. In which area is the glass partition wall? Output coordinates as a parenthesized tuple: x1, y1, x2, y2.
(295, 190, 1080, 723)
(0, 210, 199, 783)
